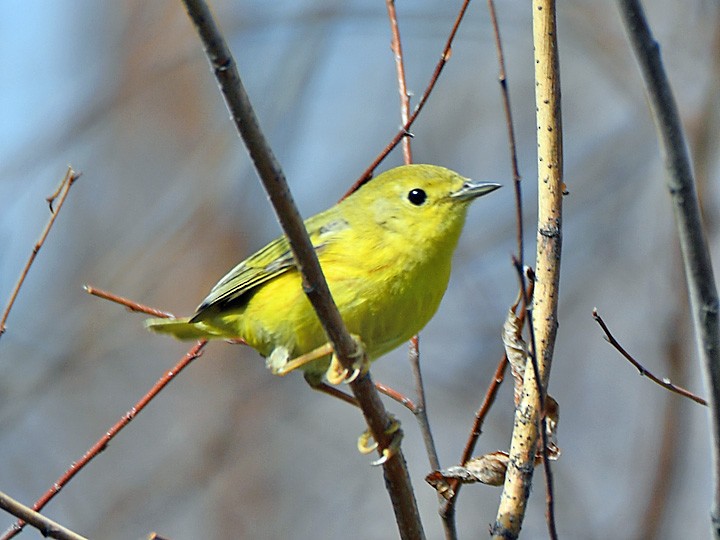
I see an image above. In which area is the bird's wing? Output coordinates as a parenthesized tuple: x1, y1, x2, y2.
(190, 215, 349, 320)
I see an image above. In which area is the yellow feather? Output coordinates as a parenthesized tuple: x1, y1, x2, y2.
(145, 164, 500, 379)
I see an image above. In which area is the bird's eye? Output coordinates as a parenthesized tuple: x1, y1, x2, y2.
(408, 188, 427, 206)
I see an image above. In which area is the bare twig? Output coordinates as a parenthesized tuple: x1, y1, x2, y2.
(514, 261, 558, 540)
(616, 1, 720, 535)
(0, 491, 87, 540)
(386, 0, 413, 164)
(440, 354, 508, 522)
(593, 309, 707, 406)
(345, 0, 473, 196)
(486, 0, 523, 268)
(84, 285, 175, 318)
(180, 1, 424, 538)
(384, 0, 442, 493)
(408, 336, 440, 474)
(439, 2, 526, 532)
(492, 0, 562, 537)
(375, 381, 417, 412)
(0, 167, 79, 338)
(1, 341, 207, 540)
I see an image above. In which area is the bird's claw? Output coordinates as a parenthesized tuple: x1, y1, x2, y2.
(357, 415, 403, 466)
(325, 335, 368, 385)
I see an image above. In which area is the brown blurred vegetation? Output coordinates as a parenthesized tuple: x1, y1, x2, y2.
(1, 1, 719, 538)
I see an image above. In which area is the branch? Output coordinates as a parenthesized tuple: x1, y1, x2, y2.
(486, 0, 524, 268)
(616, 1, 720, 535)
(0, 491, 87, 540)
(84, 285, 175, 318)
(180, 1, 424, 538)
(594, 308, 707, 406)
(492, 0, 562, 537)
(1, 340, 206, 540)
(386, 0, 413, 164)
(384, 0, 443, 500)
(345, 0, 473, 196)
(0, 167, 79, 338)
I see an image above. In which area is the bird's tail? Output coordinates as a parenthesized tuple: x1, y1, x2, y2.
(145, 317, 217, 340)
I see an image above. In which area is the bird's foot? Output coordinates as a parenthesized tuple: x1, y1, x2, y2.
(357, 415, 403, 466)
(325, 335, 368, 385)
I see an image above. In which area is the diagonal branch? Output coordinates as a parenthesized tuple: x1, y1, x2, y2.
(0, 490, 87, 540)
(593, 308, 707, 406)
(345, 0, 473, 196)
(616, 3, 720, 535)
(1, 339, 206, 540)
(179, 1, 424, 538)
(0, 167, 80, 338)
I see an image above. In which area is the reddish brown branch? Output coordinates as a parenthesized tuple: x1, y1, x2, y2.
(486, 0, 523, 268)
(84, 285, 174, 318)
(440, 353, 509, 522)
(384, 0, 443, 506)
(0, 167, 80, 338)
(344, 0, 473, 196)
(593, 308, 707, 406)
(386, 0, 413, 164)
(375, 381, 417, 412)
(1, 341, 207, 540)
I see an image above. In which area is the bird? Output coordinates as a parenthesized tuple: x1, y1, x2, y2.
(146, 164, 500, 388)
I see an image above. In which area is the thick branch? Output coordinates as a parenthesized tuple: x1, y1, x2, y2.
(180, 1, 424, 538)
(492, 0, 562, 537)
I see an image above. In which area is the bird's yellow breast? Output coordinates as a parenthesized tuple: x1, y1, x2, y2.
(234, 217, 456, 376)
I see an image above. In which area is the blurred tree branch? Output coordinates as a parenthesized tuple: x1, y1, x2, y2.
(617, 1, 720, 535)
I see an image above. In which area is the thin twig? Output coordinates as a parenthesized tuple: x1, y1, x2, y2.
(376, 381, 418, 412)
(345, 0, 473, 196)
(386, 0, 413, 164)
(1, 341, 206, 540)
(385, 0, 443, 497)
(439, 2, 526, 533)
(492, 0, 562, 537)
(0, 491, 87, 540)
(84, 285, 175, 318)
(593, 309, 707, 406)
(408, 336, 441, 473)
(486, 0, 523, 269)
(440, 354, 508, 522)
(616, 1, 720, 534)
(0, 167, 79, 338)
(180, 2, 424, 538)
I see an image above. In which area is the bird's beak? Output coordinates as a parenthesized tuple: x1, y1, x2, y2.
(449, 180, 502, 201)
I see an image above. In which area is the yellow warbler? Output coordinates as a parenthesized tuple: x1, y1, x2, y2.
(146, 164, 499, 383)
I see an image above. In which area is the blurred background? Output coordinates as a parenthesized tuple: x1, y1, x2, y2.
(1, 1, 719, 538)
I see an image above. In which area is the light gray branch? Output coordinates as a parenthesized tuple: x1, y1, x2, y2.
(617, 1, 720, 536)
(0, 490, 87, 540)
